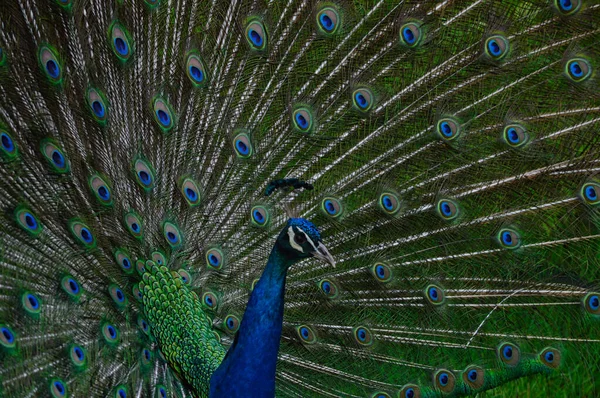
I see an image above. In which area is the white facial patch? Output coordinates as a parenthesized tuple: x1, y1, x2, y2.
(304, 232, 318, 252)
(288, 226, 304, 253)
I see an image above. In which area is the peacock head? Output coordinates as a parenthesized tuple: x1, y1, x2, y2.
(276, 218, 335, 267)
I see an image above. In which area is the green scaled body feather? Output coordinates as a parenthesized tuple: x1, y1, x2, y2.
(0, 0, 599, 397)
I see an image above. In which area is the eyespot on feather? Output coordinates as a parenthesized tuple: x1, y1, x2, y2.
(15, 207, 42, 236)
(41, 139, 70, 173)
(316, 6, 341, 34)
(39, 45, 63, 83)
(152, 97, 175, 132)
(186, 51, 208, 86)
(321, 197, 342, 217)
(353, 326, 373, 346)
(399, 21, 423, 48)
(296, 325, 317, 344)
(398, 384, 421, 398)
(133, 158, 155, 190)
(0, 129, 18, 160)
(206, 248, 224, 270)
(245, 20, 267, 50)
(109, 21, 133, 62)
(498, 342, 520, 366)
(69, 220, 96, 248)
(433, 369, 455, 393)
(462, 366, 485, 389)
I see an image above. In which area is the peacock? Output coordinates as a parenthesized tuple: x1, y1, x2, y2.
(0, 0, 599, 397)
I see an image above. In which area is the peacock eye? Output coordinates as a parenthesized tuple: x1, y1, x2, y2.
(434, 369, 455, 393)
(498, 342, 520, 366)
(294, 232, 307, 245)
(462, 366, 484, 389)
(566, 58, 592, 82)
(50, 378, 67, 397)
(399, 384, 420, 398)
(554, 0, 581, 15)
(399, 21, 423, 48)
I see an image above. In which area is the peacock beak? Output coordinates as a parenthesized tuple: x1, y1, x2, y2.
(312, 243, 335, 267)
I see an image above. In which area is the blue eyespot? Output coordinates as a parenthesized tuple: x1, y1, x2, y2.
(436, 118, 460, 140)
(163, 222, 182, 248)
(399, 385, 420, 398)
(70, 344, 86, 367)
(236, 139, 249, 155)
(468, 370, 477, 381)
(554, 0, 581, 15)
(51, 379, 67, 397)
(584, 293, 600, 314)
(245, 21, 267, 50)
(437, 199, 459, 220)
(0, 325, 15, 347)
(322, 197, 342, 217)
(319, 279, 338, 298)
(232, 132, 253, 158)
(434, 369, 455, 392)
(134, 158, 156, 190)
(249, 30, 262, 46)
(251, 205, 270, 227)
(503, 123, 528, 147)
(28, 294, 39, 308)
(103, 323, 119, 343)
(109, 285, 127, 307)
(206, 248, 223, 269)
(484, 35, 509, 60)
(353, 326, 373, 346)
(203, 292, 217, 309)
(292, 108, 313, 133)
(296, 113, 308, 129)
(498, 343, 520, 365)
(42, 140, 70, 173)
(224, 315, 240, 332)
(46, 60, 59, 78)
(185, 187, 197, 201)
(189, 65, 203, 82)
(116, 387, 127, 398)
(159, 386, 166, 398)
(74, 346, 84, 360)
(438, 372, 449, 386)
(371, 263, 392, 283)
(320, 14, 333, 30)
(316, 7, 340, 34)
(1, 132, 14, 152)
(186, 52, 208, 87)
(25, 212, 37, 229)
(157, 109, 170, 125)
(566, 58, 592, 82)
(297, 324, 318, 344)
(497, 228, 521, 249)
(426, 284, 445, 305)
(177, 269, 191, 285)
(580, 182, 600, 205)
(403, 27, 415, 44)
(24, 292, 40, 311)
(80, 227, 92, 243)
(352, 88, 374, 112)
(92, 100, 105, 117)
(62, 276, 82, 299)
(152, 97, 175, 131)
(114, 38, 128, 55)
(399, 22, 423, 48)
(39, 46, 62, 83)
(180, 178, 201, 206)
(106, 25, 132, 60)
(540, 347, 561, 369)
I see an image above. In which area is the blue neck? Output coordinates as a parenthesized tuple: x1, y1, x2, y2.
(209, 244, 293, 397)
